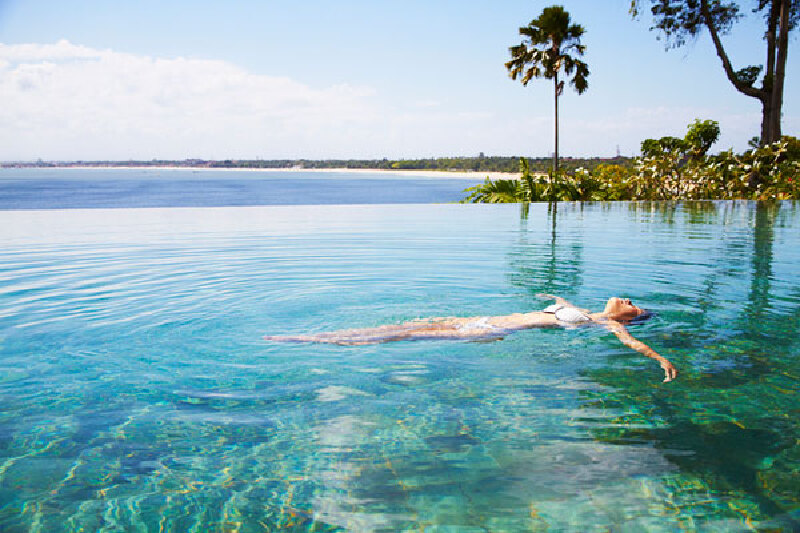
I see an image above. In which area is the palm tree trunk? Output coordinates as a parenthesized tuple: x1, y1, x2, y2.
(553, 72, 559, 176)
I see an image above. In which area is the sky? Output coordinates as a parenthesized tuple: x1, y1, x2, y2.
(0, 0, 797, 161)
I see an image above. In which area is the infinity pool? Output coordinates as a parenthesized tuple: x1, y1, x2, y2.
(1, 202, 798, 531)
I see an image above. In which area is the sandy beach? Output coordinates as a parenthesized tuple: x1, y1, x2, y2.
(49, 166, 521, 180)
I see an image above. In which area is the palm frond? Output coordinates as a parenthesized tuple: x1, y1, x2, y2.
(505, 5, 589, 92)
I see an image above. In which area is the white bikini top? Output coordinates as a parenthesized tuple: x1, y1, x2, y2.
(543, 304, 592, 324)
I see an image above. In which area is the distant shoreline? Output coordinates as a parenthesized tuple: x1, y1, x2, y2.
(3, 166, 521, 180)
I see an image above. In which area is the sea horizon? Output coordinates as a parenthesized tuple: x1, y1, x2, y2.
(0, 167, 489, 210)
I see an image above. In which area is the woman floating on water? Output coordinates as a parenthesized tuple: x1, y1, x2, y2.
(264, 294, 678, 382)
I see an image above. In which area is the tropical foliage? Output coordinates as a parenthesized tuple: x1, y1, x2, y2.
(463, 157, 611, 203)
(462, 121, 800, 203)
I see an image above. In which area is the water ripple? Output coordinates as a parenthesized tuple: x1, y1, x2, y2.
(1, 202, 799, 531)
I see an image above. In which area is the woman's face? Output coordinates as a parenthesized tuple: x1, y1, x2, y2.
(606, 297, 644, 320)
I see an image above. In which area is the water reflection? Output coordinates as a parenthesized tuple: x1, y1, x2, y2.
(576, 201, 800, 528)
(508, 202, 584, 298)
(623, 200, 721, 226)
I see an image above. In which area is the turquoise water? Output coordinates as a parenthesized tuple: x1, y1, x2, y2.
(0, 168, 482, 208)
(1, 201, 799, 531)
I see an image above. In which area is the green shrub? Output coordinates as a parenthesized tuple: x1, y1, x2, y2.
(461, 128, 798, 203)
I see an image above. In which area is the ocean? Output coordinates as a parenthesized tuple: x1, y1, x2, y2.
(0, 168, 484, 209)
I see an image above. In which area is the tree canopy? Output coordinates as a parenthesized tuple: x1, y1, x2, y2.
(631, 0, 798, 145)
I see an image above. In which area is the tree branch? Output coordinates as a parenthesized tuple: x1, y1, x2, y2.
(699, 0, 765, 100)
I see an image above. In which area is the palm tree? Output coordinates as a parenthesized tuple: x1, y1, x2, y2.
(506, 5, 589, 176)
(460, 177, 522, 203)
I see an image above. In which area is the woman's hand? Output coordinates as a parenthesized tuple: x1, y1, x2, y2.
(661, 360, 678, 382)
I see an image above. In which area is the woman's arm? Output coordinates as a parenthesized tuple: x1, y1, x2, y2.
(536, 293, 592, 315)
(603, 322, 677, 382)
(536, 293, 572, 307)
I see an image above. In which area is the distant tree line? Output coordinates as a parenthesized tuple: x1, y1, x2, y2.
(215, 156, 630, 173)
(7, 156, 633, 174)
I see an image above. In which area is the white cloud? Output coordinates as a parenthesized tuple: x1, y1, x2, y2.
(0, 40, 386, 160)
(0, 40, 575, 160)
(2, 40, 761, 160)
(0, 40, 555, 161)
(412, 99, 441, 109)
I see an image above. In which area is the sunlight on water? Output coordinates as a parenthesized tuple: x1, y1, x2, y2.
(1, 202, 799, 531)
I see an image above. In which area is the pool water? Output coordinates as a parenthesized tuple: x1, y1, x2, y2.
(0, 201, 798, 531)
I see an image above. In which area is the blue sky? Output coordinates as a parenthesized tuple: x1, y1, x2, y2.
(0, 0, 796, 160)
